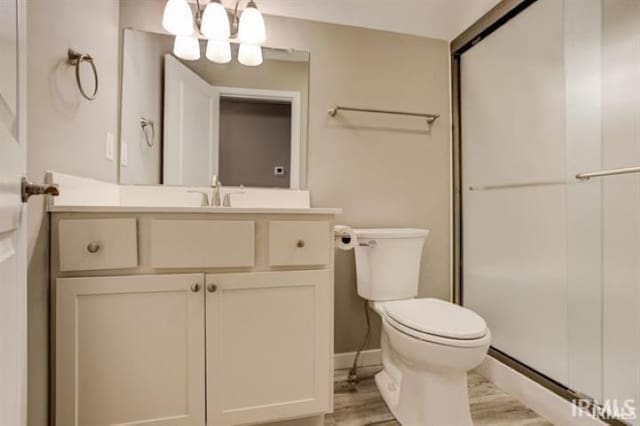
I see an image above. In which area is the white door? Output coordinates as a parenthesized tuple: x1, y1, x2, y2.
(0, 1, 27, 426)
(163, 54, 219, 186)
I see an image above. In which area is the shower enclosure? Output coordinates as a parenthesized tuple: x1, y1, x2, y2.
(453, 0, 640, 423)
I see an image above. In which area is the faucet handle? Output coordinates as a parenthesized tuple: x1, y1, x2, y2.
(222, 190, 246, 207)
(187, 190, 210, 207)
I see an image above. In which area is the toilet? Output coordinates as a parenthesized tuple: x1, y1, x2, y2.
(354, 228, 491, 426)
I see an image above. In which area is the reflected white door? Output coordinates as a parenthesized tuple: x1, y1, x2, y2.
(0, 1, 27, 426)
(163, 54, 219, 186)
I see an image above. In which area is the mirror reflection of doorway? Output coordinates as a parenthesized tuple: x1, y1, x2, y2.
(163, 54, 301, 188)
(219, 97, 291, 188)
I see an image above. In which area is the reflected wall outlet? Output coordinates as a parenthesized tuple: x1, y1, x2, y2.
(105, 132, 114, 161)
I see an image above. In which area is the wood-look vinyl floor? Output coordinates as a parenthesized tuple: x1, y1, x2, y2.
(326, 366, 553, 426)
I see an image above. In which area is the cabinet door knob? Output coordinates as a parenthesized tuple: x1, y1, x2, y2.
(87, 242, 102, 253)
(207, 284, 218, 293)
(190, 283, 201, 293)
(296, 240, 305, 248)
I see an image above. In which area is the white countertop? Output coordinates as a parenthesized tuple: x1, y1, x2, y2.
(48, 205, 342, 215)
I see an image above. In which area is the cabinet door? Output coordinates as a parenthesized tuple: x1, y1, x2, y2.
(55, 274, 205, 426)
(206, 270, 332, 425)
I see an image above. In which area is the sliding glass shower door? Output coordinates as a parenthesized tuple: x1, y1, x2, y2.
(459, 0, 640, 422)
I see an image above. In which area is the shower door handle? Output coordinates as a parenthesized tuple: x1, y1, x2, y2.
(576, 165, 640, 180)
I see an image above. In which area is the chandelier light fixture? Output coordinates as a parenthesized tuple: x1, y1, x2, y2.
(162, 0, 266, 66)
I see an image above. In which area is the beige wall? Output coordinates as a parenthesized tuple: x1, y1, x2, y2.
(219, 99, 292, 188)
(27, 2, 451, 424)
(121, 0, 452, 353)
(26, 1, 120, 425)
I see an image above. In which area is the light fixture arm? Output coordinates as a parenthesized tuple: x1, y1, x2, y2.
(230, 0, 241, 36)
(194, 0, 203, 30)
(192, 0, 243, 38)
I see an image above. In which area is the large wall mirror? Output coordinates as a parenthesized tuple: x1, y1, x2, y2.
(119, 29, 309, 189)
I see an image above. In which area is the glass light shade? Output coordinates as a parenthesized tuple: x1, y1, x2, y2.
(162, 0, 194, 36)
(173, 36, 201, 60)
(201, 1, 230, 40)
(238, 3, 266, 44)
(238, 43, 263, 66)
(206, 40, 231, 64)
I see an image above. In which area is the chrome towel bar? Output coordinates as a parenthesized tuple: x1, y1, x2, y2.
(328, 105, 439, 124)
(576, 166, 640, 180)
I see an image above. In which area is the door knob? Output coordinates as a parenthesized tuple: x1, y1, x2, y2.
(21, 177, 59, 203)
(191, 283, 201, 293)
(207, 284, 217, 293)
(296, 240, 305, 248)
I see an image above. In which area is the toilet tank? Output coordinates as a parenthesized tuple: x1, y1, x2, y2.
(354, 228, 429, 301)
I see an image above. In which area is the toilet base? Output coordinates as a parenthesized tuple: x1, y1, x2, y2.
(375, 369, 400, 413)
(375, 365, 473, 426)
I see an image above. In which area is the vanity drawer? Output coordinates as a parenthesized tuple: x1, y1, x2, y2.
(58, 219, 138, 272)
(151, 220, 255, 268)
(269, 221, 331, 266)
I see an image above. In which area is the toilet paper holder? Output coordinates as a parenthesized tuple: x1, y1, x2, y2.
(334, 225, 358, 251)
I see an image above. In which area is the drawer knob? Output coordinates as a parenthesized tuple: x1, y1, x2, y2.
(296, 240, 305, 248)
(86, 242, 102, 254)
(207, 284, 218, 293)
(190, 283, 201, 293)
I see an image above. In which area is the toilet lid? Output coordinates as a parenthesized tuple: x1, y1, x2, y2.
(382, 298, 488, 340)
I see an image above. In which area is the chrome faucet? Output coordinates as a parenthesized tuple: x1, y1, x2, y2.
(222, 186, 245, 207)
(187, 190, 210, 207)
(186, 176, 223, 207)
(211, 175, 222, 207)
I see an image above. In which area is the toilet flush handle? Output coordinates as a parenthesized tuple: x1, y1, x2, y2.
(359, 240, 377, 248)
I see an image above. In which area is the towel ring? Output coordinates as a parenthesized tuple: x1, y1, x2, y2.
(140, 117, 155, 147)
(67, 48, 98, 101)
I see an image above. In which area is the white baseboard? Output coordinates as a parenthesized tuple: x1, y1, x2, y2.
(476, 355, 606, 426)
(333, 349, 382, 370)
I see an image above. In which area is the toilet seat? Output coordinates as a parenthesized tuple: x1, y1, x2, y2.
(376, 298, 490, 348)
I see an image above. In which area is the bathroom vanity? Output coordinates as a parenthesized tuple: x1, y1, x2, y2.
(49, 19, 332, 425)
(49, 197, 340, 426)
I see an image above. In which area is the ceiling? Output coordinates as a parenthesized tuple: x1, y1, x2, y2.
(221, 0, 503, 41)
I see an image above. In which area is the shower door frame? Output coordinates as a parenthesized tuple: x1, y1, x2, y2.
(450, 2, 624, 423)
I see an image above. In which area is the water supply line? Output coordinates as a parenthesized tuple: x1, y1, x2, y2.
(347, 300, 372, 390)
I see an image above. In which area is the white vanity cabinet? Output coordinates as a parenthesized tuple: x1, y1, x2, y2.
(55, 274, 206, 426)
(206, 271, 331, 425)
(50, 210, 337, 426)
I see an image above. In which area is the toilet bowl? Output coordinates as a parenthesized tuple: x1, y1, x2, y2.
(354, 229, 491, 425)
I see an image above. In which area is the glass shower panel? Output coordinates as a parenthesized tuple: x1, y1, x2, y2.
(461, 0, 570, 384)
(601, 0, 640, 423)
(462, 0, 640, 422)
(564, 0, 603, 402)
